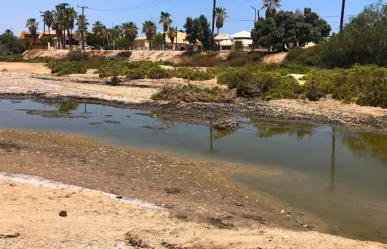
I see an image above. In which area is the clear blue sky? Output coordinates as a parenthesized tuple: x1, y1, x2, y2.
(1, 0, 377, 36)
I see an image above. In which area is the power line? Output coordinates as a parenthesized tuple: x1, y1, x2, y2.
(87, 0, 168, 12)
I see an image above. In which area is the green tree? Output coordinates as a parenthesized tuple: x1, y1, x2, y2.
(252, 8, 331, 51)
(159, 12, 173, 49)
(184, 15, 213, 50)
(122, 22, 138, 50)
(215, 7, 228, 34)
(53, 3, 68, 49)
(152, 32, 164, 50)
(142, 20, 157, 50)
(92, 21, 107, 46)
(261, 0, 282, 18)
(76, 14, 89, 50)
(0, 29, 26, 56)
(167, 27, 176, 49)
(65, 7, 78, 48)
(25, 18, 39, 47)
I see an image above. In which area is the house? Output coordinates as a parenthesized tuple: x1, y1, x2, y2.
(134, 31, 201, 51)
(214, 34, 233, 51)
(232, 31, 253, 51)
(19, 30, 81, 50)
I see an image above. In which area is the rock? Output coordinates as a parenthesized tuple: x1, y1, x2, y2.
(116, 195, 123, 199)
(214, 118, 239, 130)
(59, 210, 68, 217)
(1, 69, 8, 72)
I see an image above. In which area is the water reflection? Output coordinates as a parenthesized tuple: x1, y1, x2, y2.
(56, 102, 80, 114)
(330, 128, 336, 190)
(252, 119, 315, 139)
(342, 133, 387, 163)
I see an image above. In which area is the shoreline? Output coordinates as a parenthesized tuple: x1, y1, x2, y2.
(1, 71, 387, 132)
(1, 175, 385, 249)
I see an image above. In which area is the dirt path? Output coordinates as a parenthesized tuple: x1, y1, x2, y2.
(0, 174, 385, 249)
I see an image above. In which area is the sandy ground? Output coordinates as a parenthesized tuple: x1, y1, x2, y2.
(0, 179, 385, 249)
(262, 52, 288, 64)
(0, 130, 385, 249)
(0, 62, 51, 74)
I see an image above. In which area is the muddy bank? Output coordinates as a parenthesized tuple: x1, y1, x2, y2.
(1, 178, 385, 249)
(0, 129, 317, 232)
(1, 72, 387, 131)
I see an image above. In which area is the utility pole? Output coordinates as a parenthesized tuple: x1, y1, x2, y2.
(77, 5, 88, 50)
(212, 0, 216, 34)
(251, 6, 257, 23)
(340, 0, 346, 31)
(175, 26, 178, 50)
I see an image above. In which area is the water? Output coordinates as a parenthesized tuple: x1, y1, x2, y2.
(1, 99, 387, 243)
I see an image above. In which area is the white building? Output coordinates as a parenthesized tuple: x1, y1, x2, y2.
(214, 34, 234, 51)
(232, 31, 253, 51)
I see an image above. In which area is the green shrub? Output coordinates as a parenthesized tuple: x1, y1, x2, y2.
(173, 68, 214, 81)
(286, 46, 322, 66)
(147, 66, 171, 79)
(152, 84, 235, 103)
(49, 61, 87, 75)
(116, 51, 132, 59)
(304, 65, 387, 107)
(125, 69, 146, 80)
(67, 48, 89, 61)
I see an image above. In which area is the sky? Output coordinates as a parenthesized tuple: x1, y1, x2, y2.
(1, 0, 378, 36)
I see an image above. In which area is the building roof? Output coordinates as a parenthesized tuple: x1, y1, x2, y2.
(214, 34, 233, 41)
(232, 31, 252, 39)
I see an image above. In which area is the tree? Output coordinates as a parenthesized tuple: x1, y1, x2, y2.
(142, 21, 157, 50)
(26, 18, 39, 47)
(76, 14, 89, 49)
(261, 0, 281, 18)
(251, 8, 331, 51)
(167, 27, 176, 49)
(53, 3, 67, 49)
(184, 15, 213, 50)
(0, 29, 26, 56)
(44, 11, 55, 36)
(65, 7, 78, 48)
(92, 21, 107, 46)
(122, 22, 138, 50)
(152, 33, 164, 50)
(159, 12, 173, 49)
(215, 7, 228, 34)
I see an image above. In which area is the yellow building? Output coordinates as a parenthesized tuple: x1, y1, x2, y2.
(134, 31, 201, 51)
(19, 30, 81, 50)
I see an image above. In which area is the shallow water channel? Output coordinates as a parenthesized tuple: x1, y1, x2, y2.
(1, 99, 387, 243)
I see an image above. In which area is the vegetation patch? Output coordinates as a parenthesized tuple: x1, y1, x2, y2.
(173, 67, 214, 81)
(304, 65, 387, 107)
(152, 84, 235, 103)
(49, 60, 87, 76)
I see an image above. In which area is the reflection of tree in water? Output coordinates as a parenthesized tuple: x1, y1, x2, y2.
(255, 126, 313, 139)
(251, 119, 315, 139)
(57, 102, 80, 114)
(214, 129, 237, 140)
(342, 133, 387, 163)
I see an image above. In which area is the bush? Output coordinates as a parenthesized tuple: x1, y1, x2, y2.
(147, 66, 171, 79)
(219, 68, 302, 99)
(179, 52, 225, 67)
(152, 84, 235, 103)
(107, 75, 121, 86)
(303, 65, 387, 107)
(125, 69, 146, 80)
(49, 61, 87, 75)
(173, 68, 214, 81)
(116, 51, 132, 59)
(286, 45, 322, 66)
(67, 48, 89, 61)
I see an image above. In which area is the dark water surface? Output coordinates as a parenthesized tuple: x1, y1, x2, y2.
(1, 99, 387, 243)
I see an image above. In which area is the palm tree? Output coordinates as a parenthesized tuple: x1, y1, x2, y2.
(212, 0, 216, 34)
(92, 21, 107, 46)
(167, 27, 176, 50)
(340, 0, 346, 31)
(53, 4, 67, 49)
(65, 7, 78, 48)
(26, 18, 39, 48)
(76, 14, 89, 50)
(215, 7, 228, 34)
(45, 11, 55, 36)
(261, 0, 281, 18)
(122, 22, 138, 50)
(159, 12, 173, 50)
(41, 12, 47, 35)
(112, 25, 121, 49)
(142, 21, 157, 50)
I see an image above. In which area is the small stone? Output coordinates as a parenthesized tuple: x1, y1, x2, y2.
(116, 195, 123, 199)
(59, 211, 68, 217)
